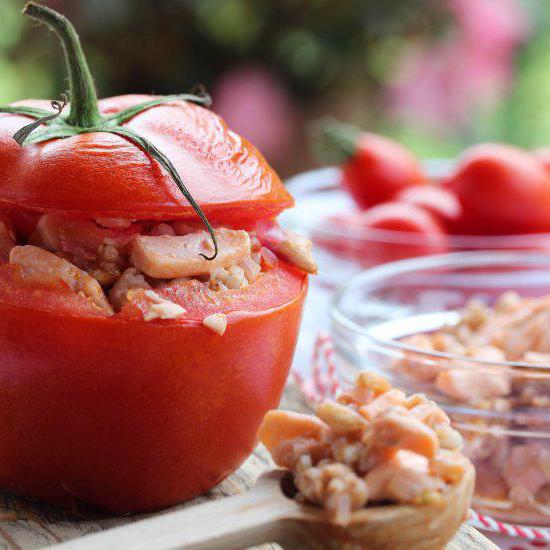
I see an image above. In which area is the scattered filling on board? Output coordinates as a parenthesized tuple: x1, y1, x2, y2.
(0, 211, 316, 329)
(259, 372, 469, 526)
(394, 292, 550, 517)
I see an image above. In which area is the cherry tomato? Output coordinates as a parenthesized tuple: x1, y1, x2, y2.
(395, 185, 462, 228)
(447, 144, 550, 234)
(342, 133, 425, 209)
(316, 202, 448, 266)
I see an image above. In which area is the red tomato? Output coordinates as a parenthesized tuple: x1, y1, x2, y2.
(0, 262, 307, 512)
(447, 144, 550, 234)
(341, 133, 425, 209)
(359, 201, 446, 234)
(315, 202, 448, 265)
(0, 96, 293, 224)
(396, 185, 462, 228)
(0, 3, 308, 513)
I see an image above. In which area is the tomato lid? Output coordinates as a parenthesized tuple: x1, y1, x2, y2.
(0, 96, 293, 222)
(0, 4, 293, 229)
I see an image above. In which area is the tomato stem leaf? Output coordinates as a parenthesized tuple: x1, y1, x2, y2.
(105, 91, 212, 126)
(12, 95, 68, 145)
(311, 118, 361, 164)
(0, 105, 55, 119)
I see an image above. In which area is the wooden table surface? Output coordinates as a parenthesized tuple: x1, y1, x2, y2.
(0, 384, 496, 549)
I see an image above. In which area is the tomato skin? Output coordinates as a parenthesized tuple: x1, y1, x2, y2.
(447, 144, 550, 234)
(358, 201, 446, 235)
(0, 266, 307, 512)
(341, 133, 425, 209)
(395, 185, 462, 229)
(0, 97, 293, 222)
(316, 202, 448, 265)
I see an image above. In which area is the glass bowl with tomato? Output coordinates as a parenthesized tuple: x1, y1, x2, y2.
(283, 123, 550, 287)
(0, 3, 316, 513)
(331, 250, 550, 525)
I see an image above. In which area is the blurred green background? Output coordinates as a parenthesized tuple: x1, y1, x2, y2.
(1, 0, 549, 176)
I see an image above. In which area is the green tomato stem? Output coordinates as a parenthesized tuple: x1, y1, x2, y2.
(24, 2, 101, 128)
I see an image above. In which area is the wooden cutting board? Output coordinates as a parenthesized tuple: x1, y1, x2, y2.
(0, 383, 496, 549)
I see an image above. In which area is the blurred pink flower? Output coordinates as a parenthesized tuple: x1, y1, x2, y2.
(212, 65, 298, 164)
(387, 0, 530, 129)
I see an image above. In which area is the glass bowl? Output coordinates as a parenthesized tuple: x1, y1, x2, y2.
(281, 165, 550, 287)
(331, 251, 550, 525)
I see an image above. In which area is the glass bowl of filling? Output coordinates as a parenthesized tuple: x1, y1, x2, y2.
(282, 165, 550, 287)
(331, 251, 550, 525)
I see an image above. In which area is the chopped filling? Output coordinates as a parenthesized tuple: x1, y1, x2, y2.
(270, 229, 318, 275)
(130, 229, 251, 279)
(393, 291, 550, 520)
(140, 290, 186, 321)
(0, 209, 316, 322)
(258, 372, 468, 526)
(203, 313, 228, 335)
(109, 267, 151, 311)
(10, 245, 114, 315)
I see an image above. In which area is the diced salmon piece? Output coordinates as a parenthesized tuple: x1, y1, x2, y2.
(255, 219, 317, 274)
(259, 410, 332, 470)
(365, 450, 445, 503)
(364, 408, 439, 458)
(359, 389, 406, 421)
(108, 267, 151, 311)
(475, 460, 509, 500)
(10, 245, 113, 315)
(129, 229, 251, 279)
(258, 410, 331, 454)
(466, 345, 506, 362)
(409, 401, 450, 428)
(31, 214, 139, 261)
(338, 372, 391, 406)
(273, 229, 317, 275)
(0, 214, 16, 261)
(408, 401, 463, 450)
(435, 368, 511, 402)
(430, 449, 469, 484)
(502, 444, 550, 495)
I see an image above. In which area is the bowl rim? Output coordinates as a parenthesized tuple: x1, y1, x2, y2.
(285, 166, 550, 247)
(331, 250, 550, 371)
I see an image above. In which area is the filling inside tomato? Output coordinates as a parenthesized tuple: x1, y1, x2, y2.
(0, 208, 315, 329)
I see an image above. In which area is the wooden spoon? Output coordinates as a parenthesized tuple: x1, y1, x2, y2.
(52, 464, 480, 550)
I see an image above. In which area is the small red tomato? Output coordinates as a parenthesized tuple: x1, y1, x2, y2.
(317, 202, 448, 265)
(320, 122, 425, 208)
(396, 185, 462, 228)
(359, 201, 445, 234)
(447, 143, 550, 234)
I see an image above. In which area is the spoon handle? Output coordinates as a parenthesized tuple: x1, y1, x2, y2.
(51, 471, 296, 550)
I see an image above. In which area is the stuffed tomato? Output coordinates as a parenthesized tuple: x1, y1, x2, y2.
(0, 3, 314, 513)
